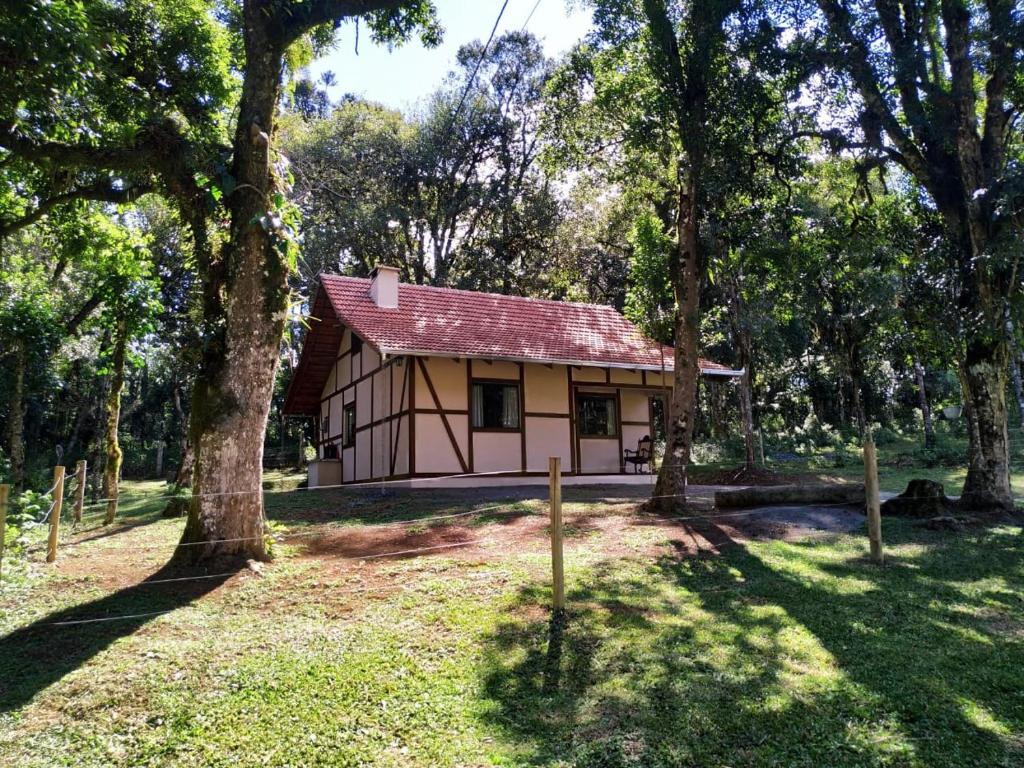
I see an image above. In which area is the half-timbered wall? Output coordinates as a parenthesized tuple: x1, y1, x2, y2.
(318, 328, 411, 483)
(317, 330, 672, 483)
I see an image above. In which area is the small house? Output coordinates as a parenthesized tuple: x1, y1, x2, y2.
(283, 267, 741, 487)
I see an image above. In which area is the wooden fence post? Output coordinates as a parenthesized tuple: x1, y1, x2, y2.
(74, 460, 87, 524)
(0, 484, 9, 582)
(549, 456, 565, 613)
(863, 439, 883, 565)
(47, 465, 65, 563)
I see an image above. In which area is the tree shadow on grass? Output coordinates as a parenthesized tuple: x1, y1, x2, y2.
(695, 520, 1024, 767)
(0, 562, 240, 713)
(265, 487, 550, 527)
(262, 484, 659, 528)
(477, 519, 1024, 767)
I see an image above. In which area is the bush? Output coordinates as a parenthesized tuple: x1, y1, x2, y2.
(870, 424, 901, 446)
(1, 489, 53, 581)
(691, 434, 746, 465)
(11, 489, 50, 526)
(915, 440, 964, 468)
(765, 413, 847, 459)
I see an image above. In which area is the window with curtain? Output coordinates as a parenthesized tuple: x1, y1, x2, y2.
(471, 382, 520, 430)
(578, 395, 618, 436)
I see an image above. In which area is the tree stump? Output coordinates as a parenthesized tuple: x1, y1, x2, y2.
(880, 479, 952, 517)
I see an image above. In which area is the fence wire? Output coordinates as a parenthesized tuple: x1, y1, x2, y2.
(8, 449, 1023, 630)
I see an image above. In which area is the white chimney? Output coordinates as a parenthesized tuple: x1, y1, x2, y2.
(369, 265, 399, 309)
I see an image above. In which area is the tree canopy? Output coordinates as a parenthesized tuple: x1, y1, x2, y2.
(1, 0, 1022, 557)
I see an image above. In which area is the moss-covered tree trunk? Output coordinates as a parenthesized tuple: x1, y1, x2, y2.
(6, 339, 25, 491)
(960, 330, 1013, 510)
(653, 170, 701, 508)
(165, 0, 413, 563)
(812, 0, 1018, 511)
(103, 318, 128, 525)
(175, 3, 289, 563)
(641, 0, 735, 509)
(955, 226, 1013, 511)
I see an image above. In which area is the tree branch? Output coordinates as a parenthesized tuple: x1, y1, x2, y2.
(0, 180, 153, 237)
(0, 126, 156, 174)
(874, 0, 935, 146)
(815, 0, 933, 185)
(275, 0, 409, 46)
(980, 0, 1017, 176)
(65, 292, 104, 337)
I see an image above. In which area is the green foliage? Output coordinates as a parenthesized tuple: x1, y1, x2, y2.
(0, 488, 52, 579)
(284, 32, 559, 294)
(624, 210, 675, 344)
(10, 489, 49, 529)
(0, 0, 237, 155)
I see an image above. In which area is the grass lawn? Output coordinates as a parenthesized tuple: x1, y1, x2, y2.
(1, 477, 1022, 767)
(756, 433, 1024, 499)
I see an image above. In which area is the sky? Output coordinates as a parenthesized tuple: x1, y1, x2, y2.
(309, 0, 594, 112)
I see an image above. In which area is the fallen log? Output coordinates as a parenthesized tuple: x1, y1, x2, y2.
(715, 483, 865, 509)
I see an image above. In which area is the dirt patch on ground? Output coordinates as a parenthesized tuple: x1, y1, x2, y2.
(41, 488, 864, 602)
(291, 500, 863, 567)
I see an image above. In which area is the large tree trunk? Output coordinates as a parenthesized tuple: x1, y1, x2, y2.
(175, 5, 289, 563)
(955, 218, 1014, 510)
(103, 319, 128, 525)
(959, 336, 1013, 510)
(6, 339, 26, 490)
(811, 0, 1018, 510)
(653, 172, 701, 509)
(913, 359, 935, 450)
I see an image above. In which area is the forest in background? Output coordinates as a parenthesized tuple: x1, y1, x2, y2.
(0, 0, 1021, 559)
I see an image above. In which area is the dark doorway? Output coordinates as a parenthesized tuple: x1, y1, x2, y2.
(649, 395, 667, 450)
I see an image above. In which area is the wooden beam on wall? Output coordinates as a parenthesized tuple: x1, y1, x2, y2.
(416, 357, 469, 473)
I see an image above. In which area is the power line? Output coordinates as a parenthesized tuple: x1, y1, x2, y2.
(448, 0, 511, 131)
(521, 0, 543, 30)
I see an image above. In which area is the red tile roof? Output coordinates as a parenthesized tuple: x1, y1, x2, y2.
(283, 275, 739, 414)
